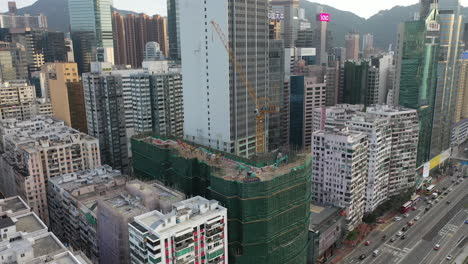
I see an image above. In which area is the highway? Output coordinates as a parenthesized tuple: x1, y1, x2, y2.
(342, 174, 468, 264)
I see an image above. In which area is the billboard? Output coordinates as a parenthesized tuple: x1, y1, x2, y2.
(318, 13, 330, 22)
(269, 12, 284, 20)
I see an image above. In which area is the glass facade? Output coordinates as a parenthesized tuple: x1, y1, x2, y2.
(343, 61, 369, 105)
(289, 75, 304, 148)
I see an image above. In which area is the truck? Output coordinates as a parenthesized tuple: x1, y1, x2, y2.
(432, 192, 438, 199)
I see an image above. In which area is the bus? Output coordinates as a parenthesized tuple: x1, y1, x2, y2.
(426, 185, 436, 195)
(401, 201, 413, 213)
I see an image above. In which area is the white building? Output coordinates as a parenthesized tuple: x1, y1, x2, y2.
(129, 196, 228, 264)
(0, 116, 101, 224)
(312, 104, 364, 132)
(452, 118, 468, 146)
(312, 127, 368, 231)
(0, 196, 89, 264)
(367, 105, 419, 196)
(346, 115, 392, 212)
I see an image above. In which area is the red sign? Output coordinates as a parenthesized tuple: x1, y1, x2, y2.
(319, 13, 330, 22)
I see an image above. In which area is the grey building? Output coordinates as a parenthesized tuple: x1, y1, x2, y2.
(68, 0, 114, 73)
(431, 0, 465, 157)
(270, 0, 299, 48)
(268, 39, 285, 151)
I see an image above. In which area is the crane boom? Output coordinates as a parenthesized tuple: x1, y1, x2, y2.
(211, 20, 277, 154)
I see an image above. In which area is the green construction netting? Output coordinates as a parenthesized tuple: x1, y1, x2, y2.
(131, 137, 312, 264)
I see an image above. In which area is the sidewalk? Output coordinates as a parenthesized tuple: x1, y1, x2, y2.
(453, 244, 468, 264)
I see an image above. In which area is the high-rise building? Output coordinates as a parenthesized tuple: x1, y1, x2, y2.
(112, 12, 168, 67)
(312, 6, 332, 65)
(325, 64, 340, 106)
(7, 1, 17, 14)
(430, 0, 464, 157)
(0, 80, 52, 120)
(129, 196, 228, 264)
(342, 60, 369, 105)
(345, 33, 359, 61)
(268, 39, 285, 151)
(270, 0, 299, 48)
(132, 136, 313, 264)
(296, 29, 314, 48)
(394, 10, 439, 165)
(0, 116, 101, 224)
(180, 0, 270, 157)
(289, 75, 326, 149)
(69, 0, 114, 73)
(420, 0, 438, 20)
(41, 62, 87, 132)
(0, 196, 90, 264)
(456, 52, 468, 122)
(312, 127, 367, 231)
(98, 180, 185, 264)
(83, 59, 183, 173)
(0, 2, 47, 30)
(0, 41, 28, 81)
(366, 105, 419, 196)
(167, 0, 181, 61)
(362, 33, 374, 58)
(346, 115, 391, 212)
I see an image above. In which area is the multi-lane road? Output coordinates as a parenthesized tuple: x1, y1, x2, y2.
(342, 174, 468, 264)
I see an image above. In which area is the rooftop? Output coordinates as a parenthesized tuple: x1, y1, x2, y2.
(0, 196, 29, 216)
(32, 234, 66, 258)
(0, 217, 14, 229)
(135, 136, 310, 182)
(101, 192, 148, 217)
(309, 205, 343, 231)
(15, 213, 47, 233)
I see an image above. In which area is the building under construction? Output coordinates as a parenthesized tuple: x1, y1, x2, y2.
(132, 135, 312, 264)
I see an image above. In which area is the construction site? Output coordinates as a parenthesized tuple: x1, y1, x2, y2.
(132, 135, 313, 264)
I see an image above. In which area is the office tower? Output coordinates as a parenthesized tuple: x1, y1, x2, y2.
(312, 127, 367, 231)
(268, 39, 284, 151)
(325, 64, 340, 106)
(0, 80, 52, 120)
(47, 166, 127, 262)
(296, 29, 314, 48)
(312, 7, 332, 65)
(367, 105, 419, 195)
(41, 62, 87, 132)
(456, 52, 468, 122)
(0, 2, 47, 29)
(180, 0, 269, 157)
(345, 33, 360, 60)
(420, 0, 438, 20)
(394, 10, 439, 165)
(65, 37, 75, 62)
(97, 181, 185, 264)
(431, 0, 464, 157)
(132, 136, 312, 264)
(129, 196, 228, 264)
(342, 60, 369, 105)
(0, 196, 90, 264)
(144, 42, 165, 61)
(289, 75, 326, 149)
(167, 0, 181, 61)
(346, 115, 391, 212)
(270, 0, 299, 48)
(373, 54, 394, 104)
(269, 18, 282, 40)
(332, 47, 346, 65)
(112, 12, 168, 67)
(0, 116, 101, 224)
(362, 33, 374, 58)
(69, 0, 114, 73)
(0, 41, 28, 81)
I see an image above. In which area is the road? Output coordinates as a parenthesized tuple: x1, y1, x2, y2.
(342, 175, 468, 264)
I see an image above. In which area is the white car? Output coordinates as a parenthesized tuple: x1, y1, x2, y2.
(414, 216, 420, 221)
(394, 217, 402, 221)
(446, 255, 452, 260)
(403, 213, 409, 218)
(396, 231, 403, 236)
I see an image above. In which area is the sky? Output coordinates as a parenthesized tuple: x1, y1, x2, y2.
(2, 0, 468, 18)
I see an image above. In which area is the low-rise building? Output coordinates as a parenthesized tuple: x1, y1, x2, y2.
(0, 116, 101, 224)
(129, 196, 228, 264)
(98, 180, 185, 264)
(452, 118, 468, 146)
(0, 196, 89, 264)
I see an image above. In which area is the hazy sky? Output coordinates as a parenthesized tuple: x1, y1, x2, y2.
(2, 0, 468, 18)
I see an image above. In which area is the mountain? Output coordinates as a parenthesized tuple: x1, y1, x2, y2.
(300, 0, 468, 49)
(13, 0, 137, 33)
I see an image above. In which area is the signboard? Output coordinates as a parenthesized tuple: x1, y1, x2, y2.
(318, 13, 330, 22)
(462, 52, 468, 60)
(269, 12, 284, 20)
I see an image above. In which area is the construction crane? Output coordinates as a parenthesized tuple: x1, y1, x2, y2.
(211, 20, 278, 154)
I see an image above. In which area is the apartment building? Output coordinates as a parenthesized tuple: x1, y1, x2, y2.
(367, 105, 419, 196)
(0, 80, 52, 120)
(312, 104, 364, 132)
(0, 116, 101, 224)
(47, 165, 128, 263)
(346, 115, 392, 212)
(128, 196, 228, 264)
(312, 127, 368, 231)
(0, 196, 89, 264)
(98, 180, 185, 264)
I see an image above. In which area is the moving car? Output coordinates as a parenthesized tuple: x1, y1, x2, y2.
(407, 221, 414, 226)
(414, 216, 420, 221)
(434, 244, 440, 250)
(464, 219, 468, 224)
(402, 226, 409, 232)
(359, 254, 367, 260)
(446, 200, 451, 204)
(401, 235, 406, 240)
(372, 250, 380, 257)
(446, 255, 452, 260)
(403, 213, 410, 218)
(377, 219, 385, 224)
(394, 217, 402, 221)
(390, 237, 396, 242)
(365, 241, 371, 246)
(396, 231, 403, 236)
